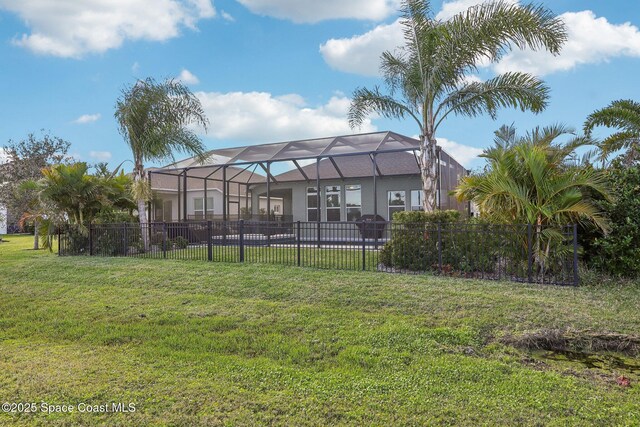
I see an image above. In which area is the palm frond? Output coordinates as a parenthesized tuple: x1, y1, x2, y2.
(436, 72, 548, 128)
(348, 86, 422, 132)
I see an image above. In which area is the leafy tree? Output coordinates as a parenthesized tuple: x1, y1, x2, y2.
(115, 77, 209, 249)
(0, 132, 71, 229)
(586, 161, 640, 277)
(454, 124, 611, 273)
(348, 0, 566, 211)
(584, 99, 640, 165)
(39, 163, 107, 225)
(21, 163, 136, 250)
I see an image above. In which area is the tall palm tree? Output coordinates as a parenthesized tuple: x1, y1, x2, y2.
(584, 99, 640, 165)
(348, 0, 567, 211)
(115, 78, 209, 250)
(454, 124, 611, 273)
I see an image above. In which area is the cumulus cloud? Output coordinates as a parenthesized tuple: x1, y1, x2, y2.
(236, 0, 399, 23)
(73, 113, 101, 124)
(318, 1, 506, 76)
(437, 138, 483, 167)
(194, 91, 376, 142)
(89, 151, 112, 161)
(220, 10, 235, 22)
(320, 1, 640, 79)
(0, 0, 216, 58)
(495, 11, 640, 75)
(320, 19, 403, 76)
(435, 0, 518, 21)
(177, 69, 200, 85)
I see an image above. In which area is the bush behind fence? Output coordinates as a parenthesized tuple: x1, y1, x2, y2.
(58, 220, 579, 286)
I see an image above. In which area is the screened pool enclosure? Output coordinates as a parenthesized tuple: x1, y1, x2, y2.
(147, 131, 471, 224)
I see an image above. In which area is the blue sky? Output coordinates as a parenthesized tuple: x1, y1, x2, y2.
(1, 0, 640, 171)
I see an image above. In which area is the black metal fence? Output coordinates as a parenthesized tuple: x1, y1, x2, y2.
(58, 221, 579, 286)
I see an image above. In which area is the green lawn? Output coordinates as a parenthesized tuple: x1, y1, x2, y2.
(0, 234, 638, 426)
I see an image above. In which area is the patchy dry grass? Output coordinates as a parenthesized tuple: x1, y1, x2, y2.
(0, 234, 639, 426)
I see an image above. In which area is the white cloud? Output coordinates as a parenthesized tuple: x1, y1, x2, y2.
(0, 0, 216, 58)
(220, 10, 235, 22)
(73, 113, 101, 124)
(318, 1, 513, 76)
(320, 19, 403, 76)
(436, 0, 518, 21)
(0, 148, 8, 164)
(177, 69, 200, 85)
(195, 91, 376, 142)
(89, 151, 112, 161)
(236, 0, 399, 23)
(495, 10, 640, 75)
(132, 61, 140, 74)
(320, 2, 640, 80)
(437, 138, 483, 167)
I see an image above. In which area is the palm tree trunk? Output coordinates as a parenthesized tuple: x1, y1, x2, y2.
(33, 219, 39, 250)
(420, 134, 438, 211)
(134, 166, 150, 252)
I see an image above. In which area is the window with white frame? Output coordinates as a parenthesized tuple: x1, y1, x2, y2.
(345, 184, 362, 221)
(307, 187, 318, 221)
(388, 190, 406, 220)
(325, 185, 341, 222)
(194, 197, 214, 219)
(410, 190, 422, 211)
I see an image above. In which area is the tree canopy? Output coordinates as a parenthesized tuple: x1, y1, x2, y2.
(348, 0, 567, 211)
(584, 99, 640, 165)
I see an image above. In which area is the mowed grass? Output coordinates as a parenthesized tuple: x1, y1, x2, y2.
(0, 235, 639, 426)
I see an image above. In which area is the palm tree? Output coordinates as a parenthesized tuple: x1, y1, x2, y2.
(348, 0, 567, 211)
(115, 78, 209, 250)
(453, 124, 611, 273)
(584, 99, 640, 165)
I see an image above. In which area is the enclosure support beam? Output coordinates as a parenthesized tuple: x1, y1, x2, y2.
(203, 177, 208, 221)
(266, 162, 271, 218)
(245, 184, 250, 215)
(292, 160, 310, 182)
(258, 162, 278, 184)
(371, 154, 378, 220)
(182, 170, 188, 221)
(228, 163, 253, 182)
(222, 166, 227, 221)
(329, 157, 345, 180)
(316, 157, 321, 248)
(177, 173, 181, 221)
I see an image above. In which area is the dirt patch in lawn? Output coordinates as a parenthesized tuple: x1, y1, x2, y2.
(503, 328, 640, 356)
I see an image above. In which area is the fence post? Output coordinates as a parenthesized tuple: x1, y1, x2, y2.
(572, 224, 579, 286)
(89, 222, 93, 256)
(57, 226, 61, 256)
(296, 221, 301, 267)
(437, 223, 442, 274)
(361, 219, 366, 271)
(123, 222, 128, 256)
(527, 223, 533, 283)
(239, 219, 245, 262)
(207, 221, 213, 262)
(162, 222, 167, 258)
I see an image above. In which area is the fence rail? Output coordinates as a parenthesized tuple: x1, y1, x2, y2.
(58, 220, 579, 286)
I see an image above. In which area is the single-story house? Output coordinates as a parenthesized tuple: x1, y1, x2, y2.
(149, 131, 470, 223)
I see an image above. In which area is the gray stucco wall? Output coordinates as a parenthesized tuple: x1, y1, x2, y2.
(250, 175, 434, 222)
